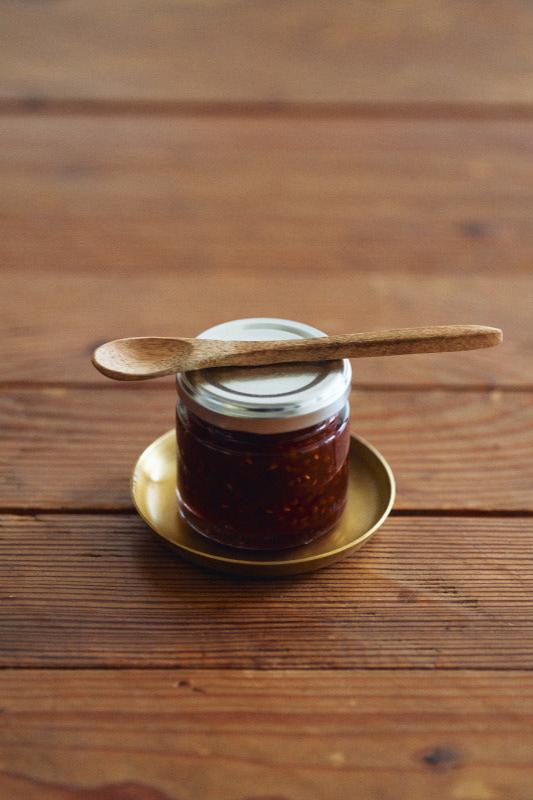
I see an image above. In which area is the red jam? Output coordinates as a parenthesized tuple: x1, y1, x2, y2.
(176, 403, 350, 550)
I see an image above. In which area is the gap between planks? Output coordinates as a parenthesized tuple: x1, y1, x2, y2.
(1, 664, 533, 673)
(1, 508, 532, 518)
(3, 99, 533, 120)
(2, 382, 533, 393)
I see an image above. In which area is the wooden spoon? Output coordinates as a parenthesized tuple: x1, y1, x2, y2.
(92, 324, 502, 381)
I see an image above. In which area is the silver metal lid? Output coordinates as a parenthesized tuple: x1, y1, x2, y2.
(176, 318, 352, 434)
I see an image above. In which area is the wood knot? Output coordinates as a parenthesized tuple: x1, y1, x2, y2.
(422, 745, 462, 771)
(398, 588, 417, 603)
(460, 220, 493, 239)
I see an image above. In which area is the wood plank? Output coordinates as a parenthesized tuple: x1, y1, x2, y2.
(1, 514, 532, 669)
(1, 387, 532, 512)
(3, 115, 533, 276)
(2, 1, 533, 104)
(1, 669, 532, 800)
(0, 268, 529, 386)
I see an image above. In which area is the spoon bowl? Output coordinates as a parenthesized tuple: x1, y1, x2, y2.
(93, 338, 198, 380)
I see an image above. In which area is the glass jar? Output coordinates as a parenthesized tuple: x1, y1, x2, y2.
(176, 318, 352, 550)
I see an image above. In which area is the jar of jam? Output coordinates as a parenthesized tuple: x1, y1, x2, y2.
(176, 318, 352, 550)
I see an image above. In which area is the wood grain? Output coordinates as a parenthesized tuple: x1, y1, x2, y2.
(2, 1, 533, 104)
(1, 514, 532, 669)
(1, 669, 532, 800)
(0, 269, 527, 386)
(1, 387, 532, 512)
(2, 115, 533, 277)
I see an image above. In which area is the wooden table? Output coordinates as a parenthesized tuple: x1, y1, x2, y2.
(1, 4, 533, 798)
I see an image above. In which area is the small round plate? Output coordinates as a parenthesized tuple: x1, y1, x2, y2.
(132, 430, 395, 577)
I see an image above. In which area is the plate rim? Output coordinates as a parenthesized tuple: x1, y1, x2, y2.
(131, 429, 396, 568)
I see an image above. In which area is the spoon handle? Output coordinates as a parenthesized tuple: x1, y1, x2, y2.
(217, 325, 502, 366)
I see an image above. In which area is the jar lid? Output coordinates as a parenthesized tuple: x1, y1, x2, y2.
(176, 318, 352, 433)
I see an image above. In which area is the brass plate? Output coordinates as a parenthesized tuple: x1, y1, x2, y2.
(131, 430, 395, 577)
